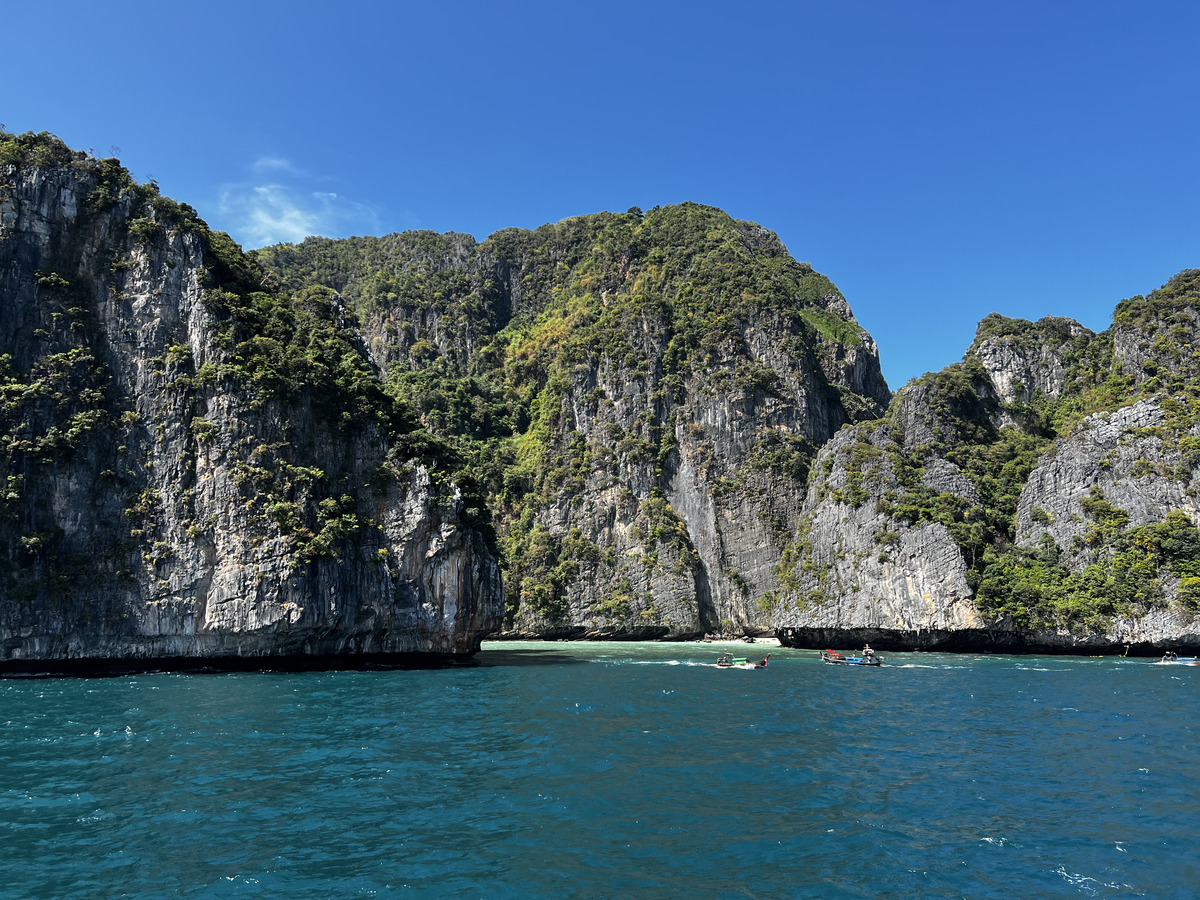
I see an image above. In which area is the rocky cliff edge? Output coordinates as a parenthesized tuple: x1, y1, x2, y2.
(0, 134, 503, 673)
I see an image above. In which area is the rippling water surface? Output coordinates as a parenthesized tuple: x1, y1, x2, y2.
(2, 643, 1198, 898)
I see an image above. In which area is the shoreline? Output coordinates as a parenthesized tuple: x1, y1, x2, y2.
(5, 633, 1190, 679)
(483, 632, 1189, 658)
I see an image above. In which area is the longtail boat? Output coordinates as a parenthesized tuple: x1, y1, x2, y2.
(821, 649, 881, 666)
(716, 652, 770, 669)
(1157, 652, 1200, 665)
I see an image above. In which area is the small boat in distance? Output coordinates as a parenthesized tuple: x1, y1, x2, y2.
(1157, 652, 1200, 665)
(716, 653, 770, 669)
(821, 649, 882, 667)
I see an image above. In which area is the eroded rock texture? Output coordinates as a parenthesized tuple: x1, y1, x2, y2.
(256, 206, 892, 639)
(5, 132, 1198, 660)
(1, 139, 502, 671)
(773, 280, 1200, 654)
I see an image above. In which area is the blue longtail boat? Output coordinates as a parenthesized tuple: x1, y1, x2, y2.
(821, 649, 882, 666)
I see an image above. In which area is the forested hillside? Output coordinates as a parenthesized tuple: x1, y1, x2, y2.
(775, 270, 1200, 651)
(255, 205, 891, 636)
(3, 128, 1197, 663)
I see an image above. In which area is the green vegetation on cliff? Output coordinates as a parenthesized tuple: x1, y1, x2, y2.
(1, 131, 476, 606)
(857, 273, 1200, 632)
(2, 132, 886, 633)
(783, 269, 1200, 640)
(255, 203, 886, 626)
(15, 129, 1194, 645)
(977, 505, 1200, 631)
(973, 271, 1200, 630)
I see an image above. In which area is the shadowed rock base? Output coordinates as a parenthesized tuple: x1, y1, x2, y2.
(0, 650, 479, 678)
(775, 627, 1195, 658)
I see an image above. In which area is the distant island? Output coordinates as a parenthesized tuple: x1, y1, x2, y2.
(1, 129, 1197, 673)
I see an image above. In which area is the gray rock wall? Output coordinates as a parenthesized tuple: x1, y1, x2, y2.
(494, 301, 889, 639)
(0, 158, 503, 671)
(16, 139, 1192, 657)
(772, 298, 1200, 653)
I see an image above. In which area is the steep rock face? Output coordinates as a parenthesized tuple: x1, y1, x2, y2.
(257, 216, 1199, 652)
(14, 133, 1194, 655)
(0, 137, 502, 670)
(480, 215, 892, 638)
(1014, 400, 1200, 644)
(772, 426, 985, 650)
(972, 314, 1093, 405)
(1017, 401, 1187, 549)
(774, 273, 1200, 653)
(515, 303, 880, 638)
(258, 205, 892, 638)
(1110, 274, 1200, 388)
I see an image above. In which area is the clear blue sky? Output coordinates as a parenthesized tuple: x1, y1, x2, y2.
(4, 0, 1197, 390)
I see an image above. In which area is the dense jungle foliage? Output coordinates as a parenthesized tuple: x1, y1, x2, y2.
(854, 272, 1200, 632)
(254, 203, 881, 622)
(7, 128, 1198, 639)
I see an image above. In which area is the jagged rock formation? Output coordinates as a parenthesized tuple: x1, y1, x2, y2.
(774, 273, 1200, 653)
(5, 130, 1198, 660)
(1015, 399, 1200, 646)
(258, 209, 1200, 654)
(0, 133, 502, 673)
(256, 205, 892, 638)
(972, 314, 1092, 405)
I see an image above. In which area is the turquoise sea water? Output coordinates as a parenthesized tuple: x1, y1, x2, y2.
(2, 642, 1197, 898)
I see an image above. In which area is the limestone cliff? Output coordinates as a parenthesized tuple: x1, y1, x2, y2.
(0, 133, 503, 673)
(774, 273, 1200, 653)
(260, 208, 1200, 653)
(256, 206, 892, 638)
(8, 130, 1196, 658)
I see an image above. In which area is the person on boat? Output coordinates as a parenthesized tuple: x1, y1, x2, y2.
(862, 643, 875, 661)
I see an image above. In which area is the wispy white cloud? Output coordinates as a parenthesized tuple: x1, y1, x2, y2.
(251, 155, 307, 177)
(216, 159, 396, 248)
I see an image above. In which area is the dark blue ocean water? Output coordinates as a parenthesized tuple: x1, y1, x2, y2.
(2, 642, 1197, 898)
